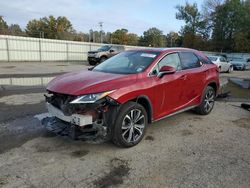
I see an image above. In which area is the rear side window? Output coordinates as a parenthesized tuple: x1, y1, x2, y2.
(179, 52, 200, 69)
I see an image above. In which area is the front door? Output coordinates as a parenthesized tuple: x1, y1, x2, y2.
(150, 52, 187, 118)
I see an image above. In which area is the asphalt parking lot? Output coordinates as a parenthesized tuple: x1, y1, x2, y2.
(0, 63, 249, 188)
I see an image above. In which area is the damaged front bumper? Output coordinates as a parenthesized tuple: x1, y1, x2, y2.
(41, 92, 119, 140)
(46, 102, 93, 127)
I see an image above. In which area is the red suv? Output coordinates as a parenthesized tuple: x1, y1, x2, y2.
(44, 48, 219, 147)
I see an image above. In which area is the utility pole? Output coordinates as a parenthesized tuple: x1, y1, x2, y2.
(99, 22, 103, 43)
(39, 31, 44, 38)
(89, 30, 91, 42)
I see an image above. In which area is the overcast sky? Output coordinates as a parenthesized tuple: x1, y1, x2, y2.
(0, 0, 203, 35)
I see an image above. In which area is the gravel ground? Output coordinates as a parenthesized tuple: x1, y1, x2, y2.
(0, 63, 249, 188)
(0, 91, 249, 188)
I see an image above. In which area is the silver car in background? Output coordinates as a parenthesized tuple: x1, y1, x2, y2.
(208, 56, 233, 73)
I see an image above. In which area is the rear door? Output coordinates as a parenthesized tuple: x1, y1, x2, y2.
(179, 52, 206, 107)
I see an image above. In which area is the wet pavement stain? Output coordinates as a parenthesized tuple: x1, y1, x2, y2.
(180, 129, 193, 136)
(233, 118, 250, 129)
(1, 66, 16, 69)
(71, 150, 89, 158)
(145, 135, 155, 141)
(0, 117, 46, 154)
(0, 175, 10, 187)
(94, 158, 130, 188)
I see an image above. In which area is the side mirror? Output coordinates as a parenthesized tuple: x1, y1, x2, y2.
(157, 66, 176, 78)
(110, 49, 115, 53)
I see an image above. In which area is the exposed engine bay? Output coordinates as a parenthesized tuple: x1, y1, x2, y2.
(42, 91, 119, 140)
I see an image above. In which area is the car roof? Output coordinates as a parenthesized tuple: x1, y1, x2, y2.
(128, 47, 199, 53)
(208, 55, 220, 58)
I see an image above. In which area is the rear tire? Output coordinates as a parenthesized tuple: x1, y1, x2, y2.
(195, 86, 215, 115)
(112, 102, 148, 147)
(100, 56, 107, 63)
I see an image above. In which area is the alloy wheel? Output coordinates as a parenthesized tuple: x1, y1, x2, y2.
(204, 90, 215, 112)
(121, 109, 145, 143)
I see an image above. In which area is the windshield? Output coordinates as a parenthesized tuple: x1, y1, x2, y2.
(93, 51, 160, 74)
(208, 56, 217, 61)
(97, 45, 112, 52)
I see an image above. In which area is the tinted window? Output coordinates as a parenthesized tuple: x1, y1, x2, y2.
(158, 53, 181, 70)
(179, 52, 200, 69)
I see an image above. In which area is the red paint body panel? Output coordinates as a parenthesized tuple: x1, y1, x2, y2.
(47, 48, 219, 121)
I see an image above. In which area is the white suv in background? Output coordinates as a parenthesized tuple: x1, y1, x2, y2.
(208, 56, 233, 73)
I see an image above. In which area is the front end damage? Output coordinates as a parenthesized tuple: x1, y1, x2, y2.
(41, 92, 119, 140)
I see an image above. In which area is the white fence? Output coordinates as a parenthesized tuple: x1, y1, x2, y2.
(0, 35, 249, 62)
(0, 35, 142, 62)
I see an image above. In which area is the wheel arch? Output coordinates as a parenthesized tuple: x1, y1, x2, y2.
(131, 95, 153, 123)
(206, 81, 218, 96)
(100, 55, 108, 59)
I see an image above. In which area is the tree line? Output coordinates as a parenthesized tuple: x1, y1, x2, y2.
(0, 0, 249, 52)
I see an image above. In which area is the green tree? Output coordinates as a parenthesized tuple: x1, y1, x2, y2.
(166, 31, 182, 47)
(111, 29, 138, 45)
(211, 0, 245, 52)
(176, 2, 209, 49)
(233, 0, 250, 52)
(26, 15, 74, 39)
(0, 16, 8, 34)
(8, 24, 24, 36)
(176, 2, 208, 37)
(140, 27, 165, 47)
(26, 19, 46, 38)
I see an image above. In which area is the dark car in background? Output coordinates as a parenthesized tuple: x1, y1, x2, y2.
(87, 45, 125, 65)
(230, 57, 248, 70)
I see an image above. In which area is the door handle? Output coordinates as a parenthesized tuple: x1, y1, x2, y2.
(179, 75, 187, 80)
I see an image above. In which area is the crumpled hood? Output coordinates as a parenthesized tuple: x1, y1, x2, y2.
(47, 70, 138, 96)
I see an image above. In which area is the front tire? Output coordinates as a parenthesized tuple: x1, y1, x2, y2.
(112, 102, 148, 147)
(195, 86, 215, 115)
(89, 61, 97, 66)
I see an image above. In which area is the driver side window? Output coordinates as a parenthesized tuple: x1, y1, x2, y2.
(150, 53, 181, 76)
